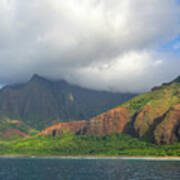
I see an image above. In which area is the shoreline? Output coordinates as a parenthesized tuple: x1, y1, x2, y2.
(0, 155, 180, 161)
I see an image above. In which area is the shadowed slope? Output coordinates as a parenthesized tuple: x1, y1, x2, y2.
(40, 76, 180, 144)
(0, 74, 136, 130)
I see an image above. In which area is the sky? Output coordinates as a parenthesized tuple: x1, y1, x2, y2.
(0, 0, 180, 92)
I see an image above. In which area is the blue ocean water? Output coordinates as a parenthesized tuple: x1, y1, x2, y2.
(0, 158, 179, 180)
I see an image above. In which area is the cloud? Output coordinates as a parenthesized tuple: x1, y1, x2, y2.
(69, 51, 180, 92)
(0, 0, 180, 92)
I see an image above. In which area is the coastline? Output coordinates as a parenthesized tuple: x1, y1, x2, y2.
(0, 155, 180, 161)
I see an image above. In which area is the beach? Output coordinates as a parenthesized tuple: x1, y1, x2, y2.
(0, 155, 180, 161)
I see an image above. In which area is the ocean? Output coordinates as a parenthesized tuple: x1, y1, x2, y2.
(0, 158, 179, 180)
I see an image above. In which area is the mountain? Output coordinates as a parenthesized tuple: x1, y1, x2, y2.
(40, 76, 180, 145)
(0, 74, 136, 130)
(0, 117, 38, 140)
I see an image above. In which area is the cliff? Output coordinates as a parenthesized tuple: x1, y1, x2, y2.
(40, 77, 180, 145)
(0, 74, 135, 130)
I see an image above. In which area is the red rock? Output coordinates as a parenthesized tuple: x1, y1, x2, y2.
(40, 120, 87, 136)
(85, 107, 130, 135)
(154, 103, 180, 144)
(40, 107, 130, 137)
(3, 129, 29, 139)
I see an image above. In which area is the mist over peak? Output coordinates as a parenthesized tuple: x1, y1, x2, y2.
(0, 0, 180, 92)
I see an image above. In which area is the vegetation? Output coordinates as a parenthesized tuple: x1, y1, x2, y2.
(0, 76, 180, 156)
(0, 117, 39, 140)
(118, 81, 180, 144)
(122, 83, 180, 115)
(0, 132, 179, 156)
(0, 74, 136, 130)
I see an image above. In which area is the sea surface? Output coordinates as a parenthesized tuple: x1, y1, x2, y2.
(0, 158, 179, 180)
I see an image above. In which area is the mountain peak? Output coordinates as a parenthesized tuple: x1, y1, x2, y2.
(29, 74, 67, 85)
(30, 74, 43, 81)
(29, 74, 50, 83)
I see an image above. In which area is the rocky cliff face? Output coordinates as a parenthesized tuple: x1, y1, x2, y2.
(40, 120, 87, 136)
(40, 107, 130, 136)
(154, 103, 180, 144)
(40, 77, 180, 145)
(0, 74, 136, 130)
(85, 107, 130, 135)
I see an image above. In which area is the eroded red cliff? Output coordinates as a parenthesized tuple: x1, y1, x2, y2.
(40, 107, 130, 137)
(40, 120, 87, 136)
(85, 107, 130, 135)
(40, 81, 180, 145)
(154, 103, 180, 144)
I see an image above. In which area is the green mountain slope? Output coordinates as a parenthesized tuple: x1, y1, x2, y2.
(0, 117, 38, 140)
(40, 76, 180, 145)
(0, 77, 180, 156)
(122, 78, 180, 144)
(0, 74, 136, 130)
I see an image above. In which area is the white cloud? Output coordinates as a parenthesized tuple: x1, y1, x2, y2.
(69, 51, 175, 92)
(0, 0, 179, 92)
